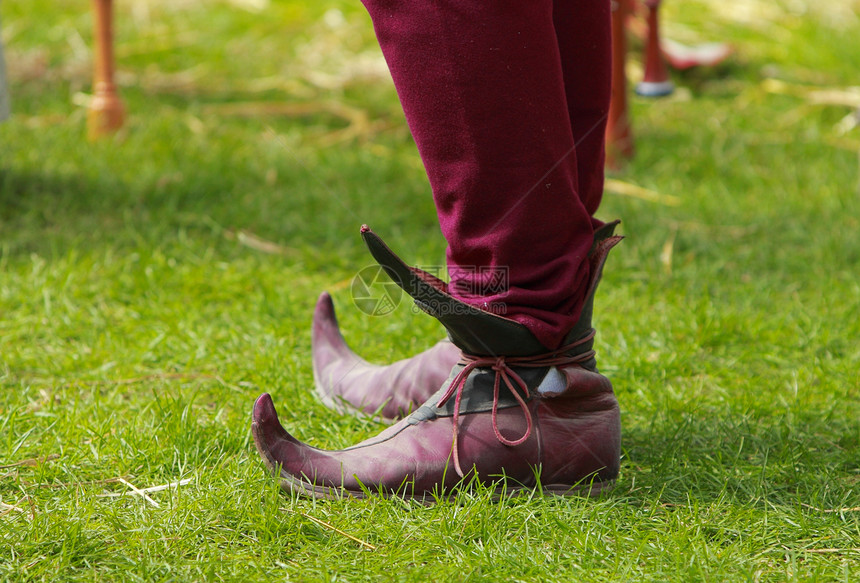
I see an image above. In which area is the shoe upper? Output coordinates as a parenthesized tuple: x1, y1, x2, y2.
(252, 222, 623, 498)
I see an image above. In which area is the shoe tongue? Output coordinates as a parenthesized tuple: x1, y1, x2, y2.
(361, 226, 548, 357)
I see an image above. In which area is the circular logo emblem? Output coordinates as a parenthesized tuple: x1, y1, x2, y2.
(351, 266, 402, 316)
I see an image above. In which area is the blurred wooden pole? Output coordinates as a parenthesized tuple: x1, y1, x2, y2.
(606, 0, 634, 169)
(88, 0, 124, 139)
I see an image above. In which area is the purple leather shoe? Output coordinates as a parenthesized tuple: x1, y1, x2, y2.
(312, 291, 460, 420)
(253, 223, 622, 501)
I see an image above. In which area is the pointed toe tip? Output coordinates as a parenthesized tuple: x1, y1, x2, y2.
(314, 291, 337, 324)
(252, 393, 297, 472)
(252, 393, 294, 442)
(312, 291, 353, 361)
(253, 392, 278, 425)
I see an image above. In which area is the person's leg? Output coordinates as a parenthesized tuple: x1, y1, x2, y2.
(553, 0, 612, 224)
(311, 0, 614, 420)
(364, 0, 595, 350)
(252, 0, 622, 499)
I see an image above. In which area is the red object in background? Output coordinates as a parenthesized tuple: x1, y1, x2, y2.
(88, 0, 124, 139)
(606, 0, 634, 169)
(661, 37, 733, 70)
(635, 0, 674, 97)
(605, 0, 733, 166)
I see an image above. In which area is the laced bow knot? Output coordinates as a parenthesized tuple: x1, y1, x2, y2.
(435, 329, 598, 477)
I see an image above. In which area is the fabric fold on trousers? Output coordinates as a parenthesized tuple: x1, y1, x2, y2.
(361, 0, 612, 349)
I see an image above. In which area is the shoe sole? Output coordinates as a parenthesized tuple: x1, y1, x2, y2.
(276, 470, 616, 503)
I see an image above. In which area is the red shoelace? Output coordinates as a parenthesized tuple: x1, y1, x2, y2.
(436, 330, 598, 477)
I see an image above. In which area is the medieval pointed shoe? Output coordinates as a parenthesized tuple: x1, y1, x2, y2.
(312, 291, 460, 420)
(253, 223, 623, 501)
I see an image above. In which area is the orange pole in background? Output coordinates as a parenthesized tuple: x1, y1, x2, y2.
(88, 0, 124, 139)
(605, 0, 634, 169)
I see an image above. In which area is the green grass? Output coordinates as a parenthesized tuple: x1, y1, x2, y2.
(2, 0, 859, 580)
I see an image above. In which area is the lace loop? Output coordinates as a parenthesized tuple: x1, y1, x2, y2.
(436, 330, 597, 477)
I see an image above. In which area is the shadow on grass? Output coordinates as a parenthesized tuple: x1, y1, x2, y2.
(0, 160, 339, 261)
(0, 166, 203, 256)
(621, 404, 859, 507)
(0, 124, 438, 263)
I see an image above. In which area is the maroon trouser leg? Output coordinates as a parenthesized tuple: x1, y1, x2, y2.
(362, 0, 612, 349)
